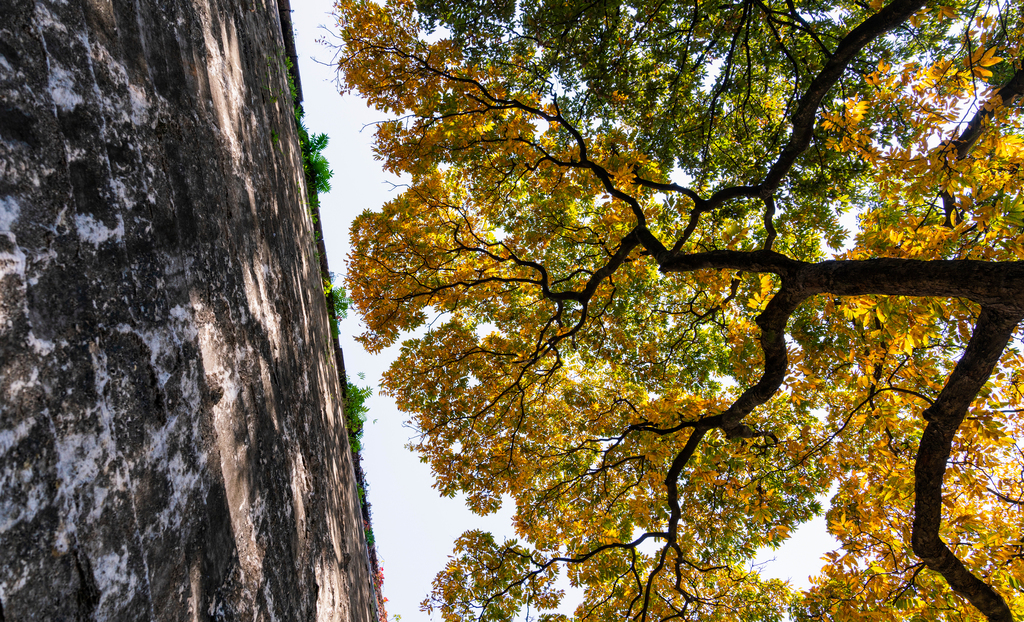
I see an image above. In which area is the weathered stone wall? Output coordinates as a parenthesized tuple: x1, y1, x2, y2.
(0, 0, 374, 619)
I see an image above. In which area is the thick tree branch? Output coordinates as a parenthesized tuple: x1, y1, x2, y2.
(719, 285, 808, 434)
(659, 283, 807, 601)
(911, 307, 1023, 622)
(761, 0, 927, 190)
(940, 67, 1024, 226)
(947, 67, 1024, 162)
(659, 250, 1024, 311)
(762, 195, 778, 251)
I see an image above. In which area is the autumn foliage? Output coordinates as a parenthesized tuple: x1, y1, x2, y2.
(334, 0, 1024, 619)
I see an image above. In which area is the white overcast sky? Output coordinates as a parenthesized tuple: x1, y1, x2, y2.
(289, 2, 839, 619)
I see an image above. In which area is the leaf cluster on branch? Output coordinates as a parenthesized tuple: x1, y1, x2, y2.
(332, 0, 1024, 619)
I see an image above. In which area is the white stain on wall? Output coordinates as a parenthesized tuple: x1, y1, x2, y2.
(0, 196, 20, 233)
(75, 213, 124, 247)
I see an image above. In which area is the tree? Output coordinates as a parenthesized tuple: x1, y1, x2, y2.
(333, 0, 1024, 619)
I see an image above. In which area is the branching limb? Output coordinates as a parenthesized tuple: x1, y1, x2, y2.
(647, 0, 928, 250)
(945, 68, 1024, 163)
(911, 306, 1024, 622)
(761, 0, 927, 190)
(940, 67, 1024, 227)
(719, 285, 808, 435)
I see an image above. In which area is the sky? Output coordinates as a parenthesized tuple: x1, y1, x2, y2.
(289, 2, 840, 619)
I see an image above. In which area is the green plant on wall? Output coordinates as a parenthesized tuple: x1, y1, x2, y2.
(345, 373, 372, 453)
(275, 52, 334, 206)
(296, 106, 333, 202)
(323, 274, 350, 342)
(278, 52, 339, 338)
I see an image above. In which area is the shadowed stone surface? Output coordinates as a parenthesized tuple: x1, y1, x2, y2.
(0, 0, 374, 619)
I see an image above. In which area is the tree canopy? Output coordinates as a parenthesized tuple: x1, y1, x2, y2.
(333, 0, 1024, 619)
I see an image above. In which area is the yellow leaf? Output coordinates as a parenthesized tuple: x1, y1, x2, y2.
(978, 49, 1002, 68)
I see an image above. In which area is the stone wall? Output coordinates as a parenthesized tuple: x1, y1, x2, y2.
(0, 0, 375, 619)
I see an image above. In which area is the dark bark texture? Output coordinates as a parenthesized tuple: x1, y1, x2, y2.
(0, 0, 374, 620)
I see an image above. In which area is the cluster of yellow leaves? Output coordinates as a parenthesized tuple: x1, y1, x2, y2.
(798, 404, 1024, 622)
(820, 98, 875, 156)
(822, 13, 1024, 264)
(968, 46, 1004, 80)
(782, 292, 1024, 620)
(424, 531, 565, 622)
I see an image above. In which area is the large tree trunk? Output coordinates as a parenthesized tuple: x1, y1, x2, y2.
(0, 0, 374, 619)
